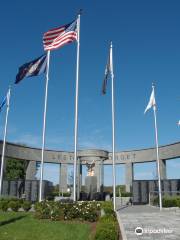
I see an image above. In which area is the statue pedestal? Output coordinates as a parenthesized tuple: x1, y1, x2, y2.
(85, 176, 97, 200)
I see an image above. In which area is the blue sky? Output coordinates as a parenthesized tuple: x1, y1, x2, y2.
(0, 0, 180, 185)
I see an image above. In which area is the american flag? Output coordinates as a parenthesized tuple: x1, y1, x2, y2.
(43, 20, 77, 51)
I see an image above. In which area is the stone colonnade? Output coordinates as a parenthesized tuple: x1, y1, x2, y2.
(25, 158, 167, 193)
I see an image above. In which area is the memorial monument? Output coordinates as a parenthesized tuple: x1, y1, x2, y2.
(84, 160, 97, 199)
(0, 141, 180, 201)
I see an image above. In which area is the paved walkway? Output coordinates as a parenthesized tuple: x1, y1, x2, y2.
(117, 205, 180, 240)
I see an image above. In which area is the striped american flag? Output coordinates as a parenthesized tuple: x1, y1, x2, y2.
(43, 20, 77, 51)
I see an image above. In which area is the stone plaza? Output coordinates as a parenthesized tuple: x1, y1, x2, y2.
(117, 205, 180, 240)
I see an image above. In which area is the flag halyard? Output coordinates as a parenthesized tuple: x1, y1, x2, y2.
(0, 96, 7, 112)
(0, 88, 11, 112)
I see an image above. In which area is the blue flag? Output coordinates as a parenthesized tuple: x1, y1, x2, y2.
(102, 45, 112, 95)
(15, 54, 47, 84)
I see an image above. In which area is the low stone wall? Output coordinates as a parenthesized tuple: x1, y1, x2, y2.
(132, 179, 180, 204)
(116, 197, 131, 209)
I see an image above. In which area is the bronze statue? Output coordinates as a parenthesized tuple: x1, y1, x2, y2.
(85, 160, 95, 176)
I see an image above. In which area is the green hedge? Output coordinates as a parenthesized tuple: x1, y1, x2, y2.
(0, 200, 9, 211)
(22, 201, 32, 211)
(95, 215, 119, 240)
(116, 192, 132, 197)
(0, 198, 32, 212)
(46, 191, 71, 200)
(8, 200, 21, 212)
(162, 196, 180, 208)
(101, 201, 115, 217)
(153, 196, 180, 207)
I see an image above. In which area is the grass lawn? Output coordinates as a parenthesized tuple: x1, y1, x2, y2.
(0, 211, 93, 240)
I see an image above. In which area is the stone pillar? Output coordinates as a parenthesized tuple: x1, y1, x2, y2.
(77, 158, 82, 200)
(26, 161, 37, 180)
(60, 163, 68, 193)
(94, 160, 104, 192)
(125, 162, 134, 192)
(100, 160, 104, 192)
(159, 159, 166, 179)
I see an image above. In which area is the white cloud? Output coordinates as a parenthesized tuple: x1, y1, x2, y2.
(0, 125, 17, 137)
(78, 128, 111, 150)
(13, 134, 41, 147)
(9, 132, 73, 150)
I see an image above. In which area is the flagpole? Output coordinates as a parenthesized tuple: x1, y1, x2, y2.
(39, 50, 50, 202)
(110, 42, 116, 211)
(0, 87, 11, 196)
(152, 84, 162, 210)
(73, 13, 81, 202)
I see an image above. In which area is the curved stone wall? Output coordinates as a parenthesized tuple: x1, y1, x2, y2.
(1, 141, 180, 164)
(1, 141, 180, 192)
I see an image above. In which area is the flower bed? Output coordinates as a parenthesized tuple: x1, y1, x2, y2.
(0, 198, 120, 239)
(34, 201, 101, 222)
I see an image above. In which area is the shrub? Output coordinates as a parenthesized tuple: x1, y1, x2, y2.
(46, 191, 71, 201)
(101, 201, 113, 210)
(63, 202, 99, 222)
(101, 201, 115, 217)
(82, 208, 98, 222)
(99, 215, 116, 223)
(116, 191, 132, 197)
(62, 192, 71, 197)
(95, 216, 119, 240)
(121, 192, 132, 197)
(8, 200, 21, 212)
(22, 201, 32, 212)
(153, 196, 159, 206)
(0, 200, 9, 211)
(162, 197, 178, 208)
(50, 203, 64, 221)
(34, 201, 52, 219)
(176, 197, 180, 207)
(34, 201, 101, 222)
(153, 196, 180, 208)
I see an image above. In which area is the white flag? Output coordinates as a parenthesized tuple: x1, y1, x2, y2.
(144, 88, 156, 114)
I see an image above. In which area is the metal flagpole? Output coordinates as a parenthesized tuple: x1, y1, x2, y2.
(111, 42, 116, 211)
(39, 50, 50, 202)
(152, 84, 162, 210)
(0, 87, 11, 195)
(73, 13, 81, 202)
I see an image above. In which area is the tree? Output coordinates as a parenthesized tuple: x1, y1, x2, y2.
(5, 158, 26, 180)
